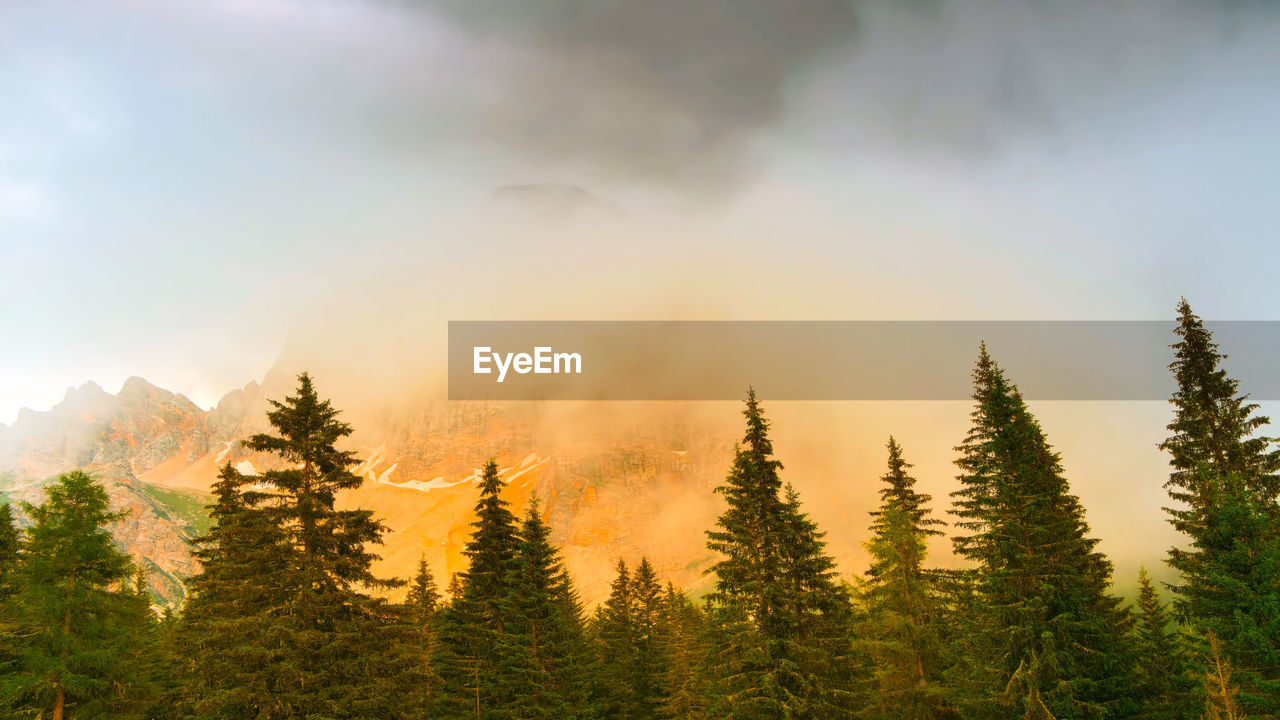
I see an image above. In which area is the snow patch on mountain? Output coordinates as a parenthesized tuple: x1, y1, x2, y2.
(370, 451, 549, 493)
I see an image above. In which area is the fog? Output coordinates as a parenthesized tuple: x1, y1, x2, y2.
(4, 0, 1280, 585)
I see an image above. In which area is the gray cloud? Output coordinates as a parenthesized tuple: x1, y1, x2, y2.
(417, 0, 859, 187)
(400, 0, 1280, 188)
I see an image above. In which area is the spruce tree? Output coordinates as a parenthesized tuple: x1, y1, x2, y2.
(777, 484, 854, 715)
(0, 471, 152, 719)
(505, 495, 592, 719)
(0, 503, 18, 598)
(630, 558, 671, 720)
(593, 559, 639, 719)
(377, 557, 444, 720)
(659, 583, 709, 720)
(408, 557, 441, 619)
(593, 557, 671, 720)
(704, 388, 852, 719)
(117, 564, 160, 719)
(240, 372, 406, 719)
(0, 503, 20, 682)
(176, 462, 293, 718)
(1130, 569, 1194, 720)
(433, 458, 521, 720)
(856, 437, 952, 720)
(949, 346, 1134, 720)
(1159, 299, 1280, 715)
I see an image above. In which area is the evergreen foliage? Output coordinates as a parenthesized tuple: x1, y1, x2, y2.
(1160, 299, 1280, 716)
(704, 388, 853, 719)
(1203, 632, 1248, 720)
(0, 345, 1254, 720)
(0, 503, 19, 598)
(592, 557, 671, 719)
(659, 583, 709, 720)
(0, 471, 154, 719)
(855, 437, 953, 720)
(504, 494, 592, 719)
(176, 461, 293, 718)
(433, 459, 521, 719)
(1130, 569, 1195, 720)
(949, 346, 1134, 719)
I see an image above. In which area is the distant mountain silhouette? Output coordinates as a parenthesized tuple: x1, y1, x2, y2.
(488, 183, 613, 219)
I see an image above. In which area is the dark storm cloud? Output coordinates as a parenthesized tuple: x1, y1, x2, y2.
(419, 0, 859, 186)
(406, 0, 1280, 188)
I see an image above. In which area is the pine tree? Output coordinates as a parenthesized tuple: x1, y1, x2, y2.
(1160, 299, 1280, 716)
(505, 495, 592, 719)
(393, 556, 444, 717)
(593, 559, 639, 719)
(592, 557, 670, 720)
(630, 558, 670, 720)
(0, 502, 20, 682)
(949, 346, 1134, 720)
(0, 503, 19, 598)
(408, 556, 441, 619)
(117, 563, 160, 719)
(176, 461, 294, 718)
(856, 437, 953, 720)
(659, 583, 709, 720)
(0, 471, 152, 719)
(433, 458, 521, 720)
(704, 388, 852, 719)
(1131, 569, 1195, 720)
(777, 484, 855, 715)
(240, 372, 407, 719)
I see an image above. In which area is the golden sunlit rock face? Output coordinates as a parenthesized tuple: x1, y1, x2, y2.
(0, 370, 737, 607)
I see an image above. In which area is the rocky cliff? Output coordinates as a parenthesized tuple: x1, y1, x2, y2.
(0, 373, 734, 607)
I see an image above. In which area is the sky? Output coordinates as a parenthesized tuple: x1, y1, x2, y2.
(2, 0, 1280, 420)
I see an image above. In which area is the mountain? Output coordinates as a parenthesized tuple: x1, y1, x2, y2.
(488, 183, 614, 221)
(0, 372, 733, 607)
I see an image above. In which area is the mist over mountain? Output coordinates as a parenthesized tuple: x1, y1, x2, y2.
(0, 360, 740, 607)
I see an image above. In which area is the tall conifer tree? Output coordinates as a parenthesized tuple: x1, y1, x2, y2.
(1159, 299, 1280, 715)
(593, 559, 639, 719)
(0, 471, 152, 719)
(630, 558, 670, 720)
(177, 462, 293, 718)
(949, 346, 1133, 719)
(433, 459, 521, 719)
(0, 503, 20, 682)
(659, 583, 709, 720)
(704, 388, 851, 719)
(191, 373, 408, 719)
(504, 495, 592, 719)
(856, 437, 952, 720)
(592, 557, 671, 720)
(1130, 569, 1194, 720)
(0, 503, 18, 598)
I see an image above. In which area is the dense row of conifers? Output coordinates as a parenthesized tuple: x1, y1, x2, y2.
(0, 299, 1277, 720)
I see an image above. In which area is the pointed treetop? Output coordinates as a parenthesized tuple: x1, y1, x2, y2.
(479, 458, 503, 497)
(872, 436, 943, 536)
(407, 555, 441, 613)
(0, 503, 18, 557)
(247, 372, 356, 475)
(741, 386, 774, 458)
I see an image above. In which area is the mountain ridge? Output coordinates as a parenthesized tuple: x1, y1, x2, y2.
(0, 369, 734, 607)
